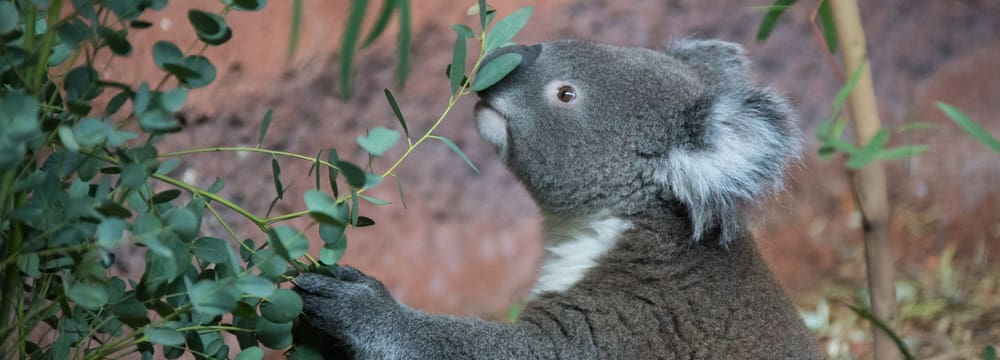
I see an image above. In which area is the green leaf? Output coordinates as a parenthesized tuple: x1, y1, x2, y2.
(187, 278, 241, 317)
(179, 55, 217, 88)
(360, 194, 390, 205)
(259, 289, 302, 323)
(755, 0, 797, 44)
(327, 149, 340, 197)
(817, 0, 837, 53)
(336, 160, 367, 188)
(134, 82, 151, 115)
(305, 190, 349, 226)
(0, 2, 18, 34)
(192, 237, 232, 264)
(188, 9, 232, 45)
(268, 226, 309, 261)
(152, 41, 183, 70)
(166, 206, 200, 242)
(450, 31, 468, 94)
(470, 52, 521, 91)
(937, 102, 1000, 154)
(98, 26, 132, 55)
(67, 282, 108, 310)
(232, 0, 267, 11)
(384, 89, 409, 139)
(436, 136, 479, 173)
(254, 318, 293, 349)
(152, 189, 182, 203)
(65, 66, 103, 102)
(392, 174, 407, 209)
(288, 0, 303, 60)
(74, 118, 108, 147)
(258, 109, 273, 146)
(236, 275, 275, 298)
(984, 345, 996, 360)
(361, 0, 396, 47)
(252, 250, 288, 281)
(846, 128, 890, 169)
(161, 87, 189, 112)
(318, 224, 347, 264)
(340, 0, 369, 98)
(351, 189, 360, 226)
(452, 24, 475, 39)
(357, 127, 400, 156)
(271, 156, 284, 200)
(476, 0, 489, 30)
(875, 145, 929, 161)
(484, 6, 532, 52)
(235, 347, 264, 360)
(848, 305, 915, 360)
(57, 125, 80, 152)
(145, 326, 186, 346)
(394, 0, 411, 87)
(828, 59, 867, 122)
(97, 218, 126, 250)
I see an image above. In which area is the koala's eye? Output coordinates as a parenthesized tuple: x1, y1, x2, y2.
(556, 85, 577, 103)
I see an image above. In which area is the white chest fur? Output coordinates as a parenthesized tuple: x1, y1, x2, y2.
(530, 215, 632, 297)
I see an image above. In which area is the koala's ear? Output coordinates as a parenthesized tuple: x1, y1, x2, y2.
(655, 40, 801, 244)
(666, 39, 752, 89)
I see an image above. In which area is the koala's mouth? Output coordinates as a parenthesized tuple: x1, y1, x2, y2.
(474, 100, 510, 155)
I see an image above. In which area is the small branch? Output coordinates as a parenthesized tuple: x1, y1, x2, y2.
(828, 1, 899, 359)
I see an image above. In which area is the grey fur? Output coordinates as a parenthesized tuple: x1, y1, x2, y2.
(295, 39, 821, 359)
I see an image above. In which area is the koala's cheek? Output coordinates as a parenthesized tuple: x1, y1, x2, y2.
(475, 107, 509, 158)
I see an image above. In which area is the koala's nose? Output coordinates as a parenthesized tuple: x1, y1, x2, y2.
(475, 44, 541, 95)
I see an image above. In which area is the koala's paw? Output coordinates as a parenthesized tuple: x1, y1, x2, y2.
(293, 266, 400, 341)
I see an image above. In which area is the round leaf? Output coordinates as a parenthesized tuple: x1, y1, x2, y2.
(97, 218, 126, 250)
(254, 318, 293, 349)
(232, 0, 267, 11)
(98, 26, 132, 55)
(235, 347, 264, 360)
(152, 41, 183, 69)
(192, 237, 231, 264)
(235, 275, 275, 298)
(180, 55, 216, 88)
(304, 190, 348, 226)
(0, 2, 18, 34)
(259, 288, 302, 323)
(187, 279, 241, 317)
(166, 207, 199, 242)
(356, 127, 400, 157)
(145, 326, 186, 346)
(267, 226, 308, 261)
(470, 53, 521, 91)
(188, 10, 231, 45)
(66, 282, 108, 310)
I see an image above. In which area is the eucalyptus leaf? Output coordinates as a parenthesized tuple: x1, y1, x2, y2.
(755, 0, 797, 44)
(470, 52, 521, 92)
(67, 282, 109, 310)
(152, 41, 183, 69)
(259, 289, 302, 323)
(436, 136, 479, 173)
(336, 160, 367, 188)
(357, 127, 400, 156)
(484, 6, 532, 52)
(938, 102, 1000, 154)
(235, 347, 264, 360)
(235, 275, 275, 298)
(146, 326, 186, 346)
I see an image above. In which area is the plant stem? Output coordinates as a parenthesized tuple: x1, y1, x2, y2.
(159, 147, 341, 172)
(828, 1, 898, 359)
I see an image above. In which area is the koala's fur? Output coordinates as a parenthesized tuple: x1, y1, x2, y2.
(294, 39, 823, 359)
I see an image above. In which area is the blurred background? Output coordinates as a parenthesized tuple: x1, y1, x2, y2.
(107, 0, 999, 358)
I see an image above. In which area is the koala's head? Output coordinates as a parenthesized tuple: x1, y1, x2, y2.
(474, 39, 800, 243)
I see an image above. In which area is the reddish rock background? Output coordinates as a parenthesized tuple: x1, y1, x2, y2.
(104, 0, 999, 356)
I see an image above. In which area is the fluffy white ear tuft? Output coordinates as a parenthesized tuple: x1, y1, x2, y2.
(655, 90, 801, 243)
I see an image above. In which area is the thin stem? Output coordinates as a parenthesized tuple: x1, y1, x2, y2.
(159, 147, 341, 172)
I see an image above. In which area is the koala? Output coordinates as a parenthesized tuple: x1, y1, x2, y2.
(293, 39, 823, 359)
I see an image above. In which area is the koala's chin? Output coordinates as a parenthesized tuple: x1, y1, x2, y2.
(295, 39, 822, 360)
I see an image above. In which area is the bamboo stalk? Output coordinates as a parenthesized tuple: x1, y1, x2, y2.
(827, 1, 899, 359)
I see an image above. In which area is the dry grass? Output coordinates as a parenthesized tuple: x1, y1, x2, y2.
(799, 242, 999, 359)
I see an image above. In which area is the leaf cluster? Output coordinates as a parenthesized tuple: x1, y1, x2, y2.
(0, 1, 532, 359)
